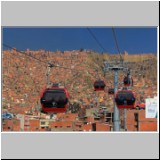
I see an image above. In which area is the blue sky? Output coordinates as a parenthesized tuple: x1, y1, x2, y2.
(2, 27, 157, 54)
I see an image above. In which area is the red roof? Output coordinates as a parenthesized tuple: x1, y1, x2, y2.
(138, 103, 145, 108)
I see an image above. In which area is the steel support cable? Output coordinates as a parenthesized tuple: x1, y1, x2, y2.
(3, 43, 48, 65)
(112, 27, 124, 64)
(86, 28, 113, 78)
(3, 43, 90, 89)
(86, 28, 107, 53)
(3, 43, 79, 71)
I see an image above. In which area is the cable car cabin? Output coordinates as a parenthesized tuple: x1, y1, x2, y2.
(123, 76, 133, 87)
(108, 88, 114, 95)
(94, 80, 106, 91)
(40, 87, 69, 113)
(115, 90, 136, 109)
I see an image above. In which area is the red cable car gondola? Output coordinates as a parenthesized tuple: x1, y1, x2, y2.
(115, 90, 136, 109)
(123, 76, 133, 87)
(40, 85, 69, 113)
(108, 88, 114, 95)
(94, 80, 106, 91)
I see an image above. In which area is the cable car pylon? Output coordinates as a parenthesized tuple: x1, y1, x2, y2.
(104, 61, 130, 131)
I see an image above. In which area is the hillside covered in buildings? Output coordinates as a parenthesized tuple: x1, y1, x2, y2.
(2, 49, 157, 131)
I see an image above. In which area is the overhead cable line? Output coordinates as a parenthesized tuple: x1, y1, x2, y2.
(3, 43, 76, 70)
(86, 27, 107, 53)
(3, 43, 47, 65)
(112, 27, 124, 64)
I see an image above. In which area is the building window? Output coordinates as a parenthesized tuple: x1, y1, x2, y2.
(67, 126, 71, 128)
(55, 126, 58, 128)
(41, 121, 45, 125)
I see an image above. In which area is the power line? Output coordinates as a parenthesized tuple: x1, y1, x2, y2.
(86, 28, 107, 53)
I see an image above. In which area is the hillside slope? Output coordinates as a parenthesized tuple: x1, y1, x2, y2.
(2, 49, 157, 115)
